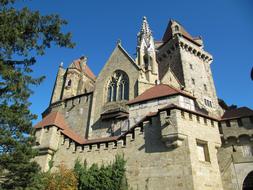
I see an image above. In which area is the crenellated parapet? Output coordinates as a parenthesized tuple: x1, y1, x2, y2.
(219, 107, 253, 142)
(178, 38, 213, 64)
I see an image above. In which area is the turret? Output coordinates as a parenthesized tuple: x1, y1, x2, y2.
(136, 17, 159, 84)
(50, 63, 66, 104)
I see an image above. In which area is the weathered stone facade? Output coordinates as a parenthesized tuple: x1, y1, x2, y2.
(34, 17, 253, 190)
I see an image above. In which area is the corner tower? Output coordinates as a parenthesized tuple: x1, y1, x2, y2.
(136, 17, 159, 84)
(157, 20, 220, 116)
(50, 56, 96, 104)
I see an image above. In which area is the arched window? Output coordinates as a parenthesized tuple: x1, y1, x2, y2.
(175, 25, 179, 31)
(107, 70, 129, 102)
(67, 79, 72, 87)
(143, 54, 150, 70)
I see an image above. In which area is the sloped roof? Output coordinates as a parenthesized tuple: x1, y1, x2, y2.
(34, 112, 68, 130)
(221, 107, 253, 120)
(162, 19, 201, 46)
(69, 58, 96, 80)
(34, 102, 221, 147)
(128, 84, 194, 105)
(34, 112, 86, 144)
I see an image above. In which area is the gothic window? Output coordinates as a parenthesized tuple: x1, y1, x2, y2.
(107, 85, 113, 102)
(107, 70, 129, 102)
(143, 54, 150, 70)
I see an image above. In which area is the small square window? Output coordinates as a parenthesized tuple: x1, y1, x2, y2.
(204, 99, 212, 108)
(196, 141, 210, 162)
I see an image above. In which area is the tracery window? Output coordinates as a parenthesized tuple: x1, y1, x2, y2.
(107, 70, 129, 102)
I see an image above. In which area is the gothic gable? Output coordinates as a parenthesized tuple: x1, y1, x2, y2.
(89, 43, 140, 137)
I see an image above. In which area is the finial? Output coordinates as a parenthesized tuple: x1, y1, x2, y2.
(143, 16, 147, 20)
(60, 62, 63, 67)
(79, 56, 88, 64)
(117, 39, 121, 45)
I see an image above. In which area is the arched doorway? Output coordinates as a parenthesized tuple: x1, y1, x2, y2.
(243, 171, 253, 190)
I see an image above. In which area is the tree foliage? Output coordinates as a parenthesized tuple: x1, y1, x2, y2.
(44, 164, 78, 190)
(0, 0, 75, 189)
(74, 155, 128, 190)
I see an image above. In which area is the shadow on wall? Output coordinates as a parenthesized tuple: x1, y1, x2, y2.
(143, 117, 175, 153)
(243, 171, 253, 190)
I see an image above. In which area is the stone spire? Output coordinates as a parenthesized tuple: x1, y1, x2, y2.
(139, 16, 152, 47)
(136, 16, 159, 83)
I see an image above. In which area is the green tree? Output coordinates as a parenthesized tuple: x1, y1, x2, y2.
(0, 0, 75, 189)
(74, 155, 128, 190)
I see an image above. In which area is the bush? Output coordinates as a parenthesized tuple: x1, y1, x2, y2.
(74, 155, 128, 190)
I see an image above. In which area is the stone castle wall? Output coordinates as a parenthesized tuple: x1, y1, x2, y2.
(218, 116, 253, 190)
(36, 108, 223, 190)
(45, 93, 93, 138)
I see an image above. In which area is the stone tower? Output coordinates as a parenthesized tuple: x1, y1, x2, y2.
(50, 56, 95, 104)
(33, 17, 253, 190)
(136, 17, 159, 85)
(157, 20, 220, 117)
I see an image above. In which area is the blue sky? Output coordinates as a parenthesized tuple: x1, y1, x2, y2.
(15, 0, 253, 123)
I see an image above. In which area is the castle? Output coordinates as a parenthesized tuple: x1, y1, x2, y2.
(34, 17, 253, 190)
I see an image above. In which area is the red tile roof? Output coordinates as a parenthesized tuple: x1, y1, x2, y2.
(34, 112, 68, 130)
(128, 84, 194, 105)
(221, 107, 253, 120)
(34, 111, 122, 145)
(34, 102, 221, 147)
(162, 20, 201, 46)
(71, 58, 96, 80)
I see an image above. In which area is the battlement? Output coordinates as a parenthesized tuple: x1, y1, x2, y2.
(220, 116, 253, 141)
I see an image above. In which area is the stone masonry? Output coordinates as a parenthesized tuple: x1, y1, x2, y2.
(34, 17, 253, 190)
